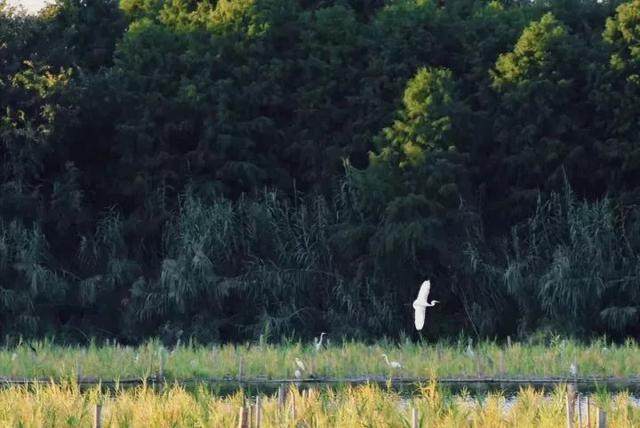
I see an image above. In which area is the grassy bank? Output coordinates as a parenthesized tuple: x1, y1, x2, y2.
(0, 338, 634, 380)
(0, 381, 638, 427)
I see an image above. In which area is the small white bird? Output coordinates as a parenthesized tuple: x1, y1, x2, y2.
(314, 332, 327, 352)
(294, 368, 303, 379)
(466, 338, 475, 358)
(381, 354, 402, 369)
(413, 280, 440, 330)
(569, 362, 578, 377)
(295, 357, 306, 372)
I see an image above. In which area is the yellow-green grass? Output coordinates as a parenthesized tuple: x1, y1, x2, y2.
(0, 381, 638, 427)
(0, 338, 634, 381)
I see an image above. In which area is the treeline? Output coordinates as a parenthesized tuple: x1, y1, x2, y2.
(2, 0, 640, 344)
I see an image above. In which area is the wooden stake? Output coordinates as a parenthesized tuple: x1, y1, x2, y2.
(566, 384, 576, 428)
(158, 348, 165, 381)
(411, 407, 419, 428)
(507, 336, 512, 348)
(596, 407, 607, 428)
(586, 396, 591, 428)
(93, 404, 102, 428)
(247, 403, 252, 428)
(277, 384, 286, 409)
(255, 395, 262, 428)
(238, 406, 249, 428)
(291, 392, 297, 420)
(577, 395, 582, 428)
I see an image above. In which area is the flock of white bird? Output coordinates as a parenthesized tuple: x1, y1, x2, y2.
(294, 280, 439, 376)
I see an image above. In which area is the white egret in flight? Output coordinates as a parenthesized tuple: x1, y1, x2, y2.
(381, 354, 402, 369)
(314, 332, 327, 352)
(413, 280, 440, 330)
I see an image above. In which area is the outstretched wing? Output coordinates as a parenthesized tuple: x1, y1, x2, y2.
(415, 280, 431, 305)
(413, 303, 426, 330)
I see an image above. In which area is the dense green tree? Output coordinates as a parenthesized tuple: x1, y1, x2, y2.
(483, 13, 599, 225)
(2, 0, 640, 343)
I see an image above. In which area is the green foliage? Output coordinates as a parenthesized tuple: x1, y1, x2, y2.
(464, 180, 640, 338)
(1, 0, 640, 343)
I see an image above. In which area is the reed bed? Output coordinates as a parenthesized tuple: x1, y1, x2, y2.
(0, 381, 638, 427)
(0, 337, 634, 381)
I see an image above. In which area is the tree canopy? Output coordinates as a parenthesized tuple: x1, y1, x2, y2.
(1, 0, 640, 344)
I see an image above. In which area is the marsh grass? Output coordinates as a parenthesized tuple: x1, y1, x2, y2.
(0, 338, 637, 381)
(0, 381, 639, 427)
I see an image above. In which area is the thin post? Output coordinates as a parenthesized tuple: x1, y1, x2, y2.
(566, 384, 576, 428)
(210, 348, 216, 377)
(158, 348, 165, 381)
(291, 392, 297, 420)
(586, 396, 591, 428)
(596, 407, 607, 428)
(507, 336, 512, 348)
(247, 403, 253, 428)
(411, 407, 419, 428)
(577, 395, 582, 428)
(255, 395, 262, 428)
(277, 384, 286, 409)
(93, 404, 102, 428)
(238, 406, 249, 428)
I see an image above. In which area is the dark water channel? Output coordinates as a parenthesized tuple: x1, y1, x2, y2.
(5, 377, 640, 399)
(139, 378, 640, 398)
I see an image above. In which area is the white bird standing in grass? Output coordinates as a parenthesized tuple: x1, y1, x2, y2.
(294, 357, 306, 379)
(413, 280, 439, 330)
(569, 362, 578, 377)
(295, 357, 306, 372)
(466, 338, 475, 358)
(381, 354, 402, 369)
(314, 332, 327, 352)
